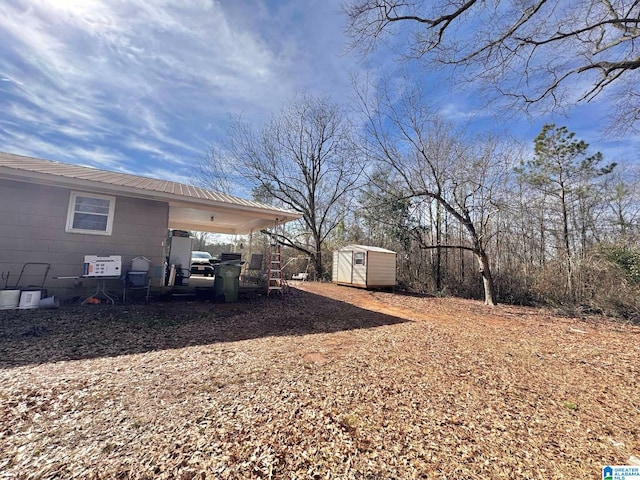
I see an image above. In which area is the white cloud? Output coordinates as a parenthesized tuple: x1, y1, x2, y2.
(438, 102, 485, 122)
(2, 0, 636, 190)
(0, 0, 362, 178)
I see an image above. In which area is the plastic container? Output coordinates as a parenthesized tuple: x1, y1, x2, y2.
(39, 296, 60, 309)
(213, 264, 241, 302)
(0, 290, 21, 310)
(19, 290, 41, 309)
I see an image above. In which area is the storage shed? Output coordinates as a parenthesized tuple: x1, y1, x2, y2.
(332, 245, 396, 289)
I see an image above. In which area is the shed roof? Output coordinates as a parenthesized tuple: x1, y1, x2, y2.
(341, 245, 397, 254)
(0, 152, 301, 234)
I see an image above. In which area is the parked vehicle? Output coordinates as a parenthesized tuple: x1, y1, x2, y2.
(190, 251, 215, 276)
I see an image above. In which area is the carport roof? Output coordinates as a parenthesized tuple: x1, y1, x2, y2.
(0, 152, 301, 234)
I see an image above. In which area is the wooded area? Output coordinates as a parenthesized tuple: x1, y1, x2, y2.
(196, 0, 640, 317)
(201, 88, 639, 317)
(344, 118, 639, 316)
(341, 136, 637, 316)
(344, 87, 638, 314)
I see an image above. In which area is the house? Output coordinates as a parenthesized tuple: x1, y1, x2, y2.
(0, 152, 300, 299)
(332, 245, 396, 289)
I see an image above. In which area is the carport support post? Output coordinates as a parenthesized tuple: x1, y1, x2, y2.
(246, 229, 254, 283)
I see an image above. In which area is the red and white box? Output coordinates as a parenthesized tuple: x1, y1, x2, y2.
(83, 255, 122, 277)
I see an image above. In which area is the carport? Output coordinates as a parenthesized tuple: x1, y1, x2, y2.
(163, 192, 302, 300)
(167, 196, 300, 236)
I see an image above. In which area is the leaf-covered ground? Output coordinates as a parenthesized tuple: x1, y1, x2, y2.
(1, 282, 639, 479)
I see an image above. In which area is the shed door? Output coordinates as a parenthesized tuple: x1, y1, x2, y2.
(352, 251, 366, 285)
(336, 251, 352, 283)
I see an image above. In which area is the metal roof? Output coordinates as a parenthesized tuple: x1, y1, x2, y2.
(341, 245, 397, 254)
(0, 152, 301, 234)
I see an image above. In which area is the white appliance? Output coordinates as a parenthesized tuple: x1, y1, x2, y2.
(169, 235, 192, 285)
(83, 255, 122, 277)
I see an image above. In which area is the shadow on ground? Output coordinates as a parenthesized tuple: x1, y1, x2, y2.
(0, 287, 409, 368)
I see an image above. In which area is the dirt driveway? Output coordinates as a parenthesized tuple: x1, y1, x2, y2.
(1, 282, 639, 479)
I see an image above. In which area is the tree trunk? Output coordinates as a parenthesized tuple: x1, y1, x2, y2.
(475, 249, 497, 306)
(560, 188, 573, 298)
(313, 239, 324, 279)
(435, 203, 442, 291)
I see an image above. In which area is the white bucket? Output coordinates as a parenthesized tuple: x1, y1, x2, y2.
(0, 290, 21, 310)
(19, 290, 41, 309)
(38, 296, 60, 309)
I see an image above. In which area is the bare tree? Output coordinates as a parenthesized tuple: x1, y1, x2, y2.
(191, 231, 214, 251)
(226, 93, 363, 279)
(603, 164, 640, 239)
(345, 0, 640, 132)
(356, 80, 513, 305)
(194, 144, 236, 195)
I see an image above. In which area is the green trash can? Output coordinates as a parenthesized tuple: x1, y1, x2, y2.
(213, 264, 241, 302)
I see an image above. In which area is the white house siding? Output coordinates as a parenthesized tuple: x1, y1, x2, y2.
(0, 179, 169, 297)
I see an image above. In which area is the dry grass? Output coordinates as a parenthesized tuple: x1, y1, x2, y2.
(1, 282, 639, 479)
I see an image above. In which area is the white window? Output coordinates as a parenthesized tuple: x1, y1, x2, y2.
(354, 252, 366, 265)
(65, 192, 115, 235)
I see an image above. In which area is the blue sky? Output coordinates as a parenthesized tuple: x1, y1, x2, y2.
(1, 0, 638, 188)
